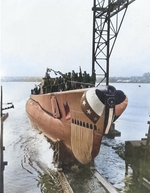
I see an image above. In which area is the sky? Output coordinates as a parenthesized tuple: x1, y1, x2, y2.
(1, 0, 150, 77)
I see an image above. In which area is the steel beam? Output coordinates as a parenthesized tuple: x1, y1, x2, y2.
(92, 0, 135, 85)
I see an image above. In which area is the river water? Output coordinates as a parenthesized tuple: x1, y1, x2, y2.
(1, 82, 150, 193)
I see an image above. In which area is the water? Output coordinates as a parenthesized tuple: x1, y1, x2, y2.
(1, 82, 150, 193)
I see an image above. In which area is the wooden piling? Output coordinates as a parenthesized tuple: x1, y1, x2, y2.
(0, 86, 4, 193)
(0, 87, 8, 193)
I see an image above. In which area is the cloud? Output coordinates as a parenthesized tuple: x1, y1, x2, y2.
(109, 0, 150, 76)
(1, 0, 94, 76)
(1, 0, 150, 77)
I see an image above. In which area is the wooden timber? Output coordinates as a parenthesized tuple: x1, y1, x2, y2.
(58, 172, 74, 193)
(58, 167, 119, 193)
(91, 168, 119, 193)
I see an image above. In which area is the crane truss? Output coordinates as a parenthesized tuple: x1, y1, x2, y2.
(92, 0, 135, 85)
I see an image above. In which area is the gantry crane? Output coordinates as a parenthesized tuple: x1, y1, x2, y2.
(92, 0, 135, 85)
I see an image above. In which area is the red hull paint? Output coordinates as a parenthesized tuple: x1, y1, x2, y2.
(26, 89, 104, 164)
(26, 87, 128, 164)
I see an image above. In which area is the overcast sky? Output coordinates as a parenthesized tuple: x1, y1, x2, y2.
(1, 0, 150, 77)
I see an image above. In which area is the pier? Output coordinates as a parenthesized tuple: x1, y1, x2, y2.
(0, 113, 8, 193)
(0, 87, 8, 193)
(0, 87, 14, 193)
(125, 121, 150, 190)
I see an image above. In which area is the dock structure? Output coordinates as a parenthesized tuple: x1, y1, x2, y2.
(58, 168, 119, 193)
(125, 121, 150, 190)
(0, 87, 13, 193)
(0, 87, 8, 193)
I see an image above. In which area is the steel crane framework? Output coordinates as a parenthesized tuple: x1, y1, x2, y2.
(92, 0, 135, 85)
